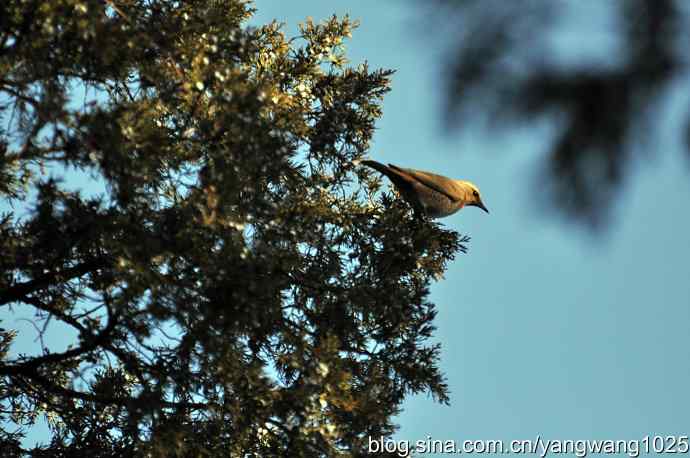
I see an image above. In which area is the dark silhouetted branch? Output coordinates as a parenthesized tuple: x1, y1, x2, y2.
(0, 259, 107, 307)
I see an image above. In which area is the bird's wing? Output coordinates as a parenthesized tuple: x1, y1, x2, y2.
(388, 164, 465, 202)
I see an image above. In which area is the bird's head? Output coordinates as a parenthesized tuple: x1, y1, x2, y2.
(458, 180, 489, 213)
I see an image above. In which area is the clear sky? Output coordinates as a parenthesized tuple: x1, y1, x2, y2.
(251, 0, 690, 453)
(5, 0, 690, 452)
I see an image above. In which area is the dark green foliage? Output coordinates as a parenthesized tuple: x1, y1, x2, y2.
(429, 0, 686, 229)
(1, 1, 467, 455)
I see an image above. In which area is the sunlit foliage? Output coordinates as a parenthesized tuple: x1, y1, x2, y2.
(0, 1, 467, 455)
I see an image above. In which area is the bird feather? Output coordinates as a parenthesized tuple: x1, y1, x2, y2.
(387, 164, 466, 202)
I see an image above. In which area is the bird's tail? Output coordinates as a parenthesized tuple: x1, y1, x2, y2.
(354, 159, 413, 193)
(353, 159, 390, 175)
(353, 158, 424, 216)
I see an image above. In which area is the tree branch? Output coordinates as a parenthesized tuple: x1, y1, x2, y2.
(18, 370, 207, 411)
(19, 295, 87, 334)
(0, 259, 107, 307)
(0, 305, 117, 376)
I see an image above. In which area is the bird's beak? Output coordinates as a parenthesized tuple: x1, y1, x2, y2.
(472, 200, 489, 214)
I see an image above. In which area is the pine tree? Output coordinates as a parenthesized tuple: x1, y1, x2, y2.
(427, 0, 684, 228)
(1, 1, 467, 455)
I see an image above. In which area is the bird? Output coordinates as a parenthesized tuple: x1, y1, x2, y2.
(355, 159, 489, 218)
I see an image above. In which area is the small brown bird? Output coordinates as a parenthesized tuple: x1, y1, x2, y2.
(356, 159, 489, 218)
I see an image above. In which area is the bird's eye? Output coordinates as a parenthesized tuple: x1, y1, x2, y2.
(473, 190, 479, 197)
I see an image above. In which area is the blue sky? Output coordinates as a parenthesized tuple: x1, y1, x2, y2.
(252, 0, 690, 452)
(4, 0, 690, 452)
